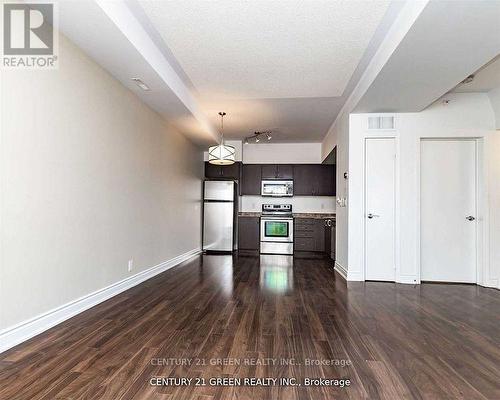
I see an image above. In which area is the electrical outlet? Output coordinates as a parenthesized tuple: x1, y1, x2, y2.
(321, 203, 325, 210)
(128, 259, 133, 272)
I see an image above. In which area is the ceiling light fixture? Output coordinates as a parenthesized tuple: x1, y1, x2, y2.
(131, 77, 150, 91)
(461, 74, 474, 84)
(208, 112, 235, 165)
(244, 130, 273, 144)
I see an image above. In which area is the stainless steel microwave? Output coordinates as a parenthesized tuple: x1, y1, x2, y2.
(261, 180, 293, 197)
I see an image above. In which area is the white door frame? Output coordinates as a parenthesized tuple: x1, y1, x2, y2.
(363, 135, 400, 282)
(417, 137, 483, 284)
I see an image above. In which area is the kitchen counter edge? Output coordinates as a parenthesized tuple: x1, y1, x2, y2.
(238, 212, 336, 219)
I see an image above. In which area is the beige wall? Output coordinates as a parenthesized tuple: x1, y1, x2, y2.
(488, 86, 500, 129)
(240, 196, 336, 213)
(321, 112, 349, 272)
(242, 143, 323, 164)
(0, 34, 203, 329)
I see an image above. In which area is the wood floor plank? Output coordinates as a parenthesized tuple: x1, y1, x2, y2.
(1, 254, 499, 399)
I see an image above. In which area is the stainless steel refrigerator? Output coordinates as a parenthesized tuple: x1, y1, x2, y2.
(203, 180, 236, 252)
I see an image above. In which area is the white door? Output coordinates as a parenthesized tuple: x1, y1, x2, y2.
(421, 140, 477, 283)
(365, 138, 396, 281)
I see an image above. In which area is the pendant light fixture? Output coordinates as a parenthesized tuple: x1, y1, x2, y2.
(208, 112, 235, 165)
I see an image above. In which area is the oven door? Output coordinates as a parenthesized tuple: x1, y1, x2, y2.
(260, 218, 293, 243)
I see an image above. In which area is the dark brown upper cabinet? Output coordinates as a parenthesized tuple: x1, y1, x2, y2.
(204, 161, 241, 180)
(277, 164, 293, 179)
(240, 164, 262, 195)
(261, 165, 276, 179)
(261, 164, 293, 180)
(319, 164, 336, 196)
(294, 164, 335, 196)
(237, 163, 335, 196)
(293, 165, 318, 195)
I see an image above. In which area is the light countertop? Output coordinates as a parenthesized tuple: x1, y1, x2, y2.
(238, 212, 335, 219)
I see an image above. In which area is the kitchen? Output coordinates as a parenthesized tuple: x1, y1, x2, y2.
(202, 140, 337, 261)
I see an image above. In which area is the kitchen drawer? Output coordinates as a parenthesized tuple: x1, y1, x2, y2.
(295, 237, 315, 251)
(295, 224, 314, 232)
(294, 230, 314, 238)
(295, 218, 315, 226)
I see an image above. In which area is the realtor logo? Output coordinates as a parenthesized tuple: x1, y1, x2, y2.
(2, 2, 58, 68)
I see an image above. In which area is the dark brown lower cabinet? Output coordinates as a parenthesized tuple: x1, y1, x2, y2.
(294, 218, 325, 252)
(324, 219, 331, 255)
(238, 217, 260, 250)
(238, 217, 333, 254)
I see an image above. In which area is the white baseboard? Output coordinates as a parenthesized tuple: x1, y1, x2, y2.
(0, 248, 201, 354)
(347, 270, 364, 281)
(398, 275, 419, 284)
(478, 278, 499, 289)
(334, 261, 347, 280)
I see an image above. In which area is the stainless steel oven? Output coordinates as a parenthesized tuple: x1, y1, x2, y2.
(260, 204, 293, 255)
(261, 180, 293, 197)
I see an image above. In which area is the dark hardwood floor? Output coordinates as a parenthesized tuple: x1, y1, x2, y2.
(1, 254, 499, 399)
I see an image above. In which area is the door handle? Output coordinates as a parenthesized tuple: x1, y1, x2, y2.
(466, 216, 475, 221)
(367, 213, 380, 219)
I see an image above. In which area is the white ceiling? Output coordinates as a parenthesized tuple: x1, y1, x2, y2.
(133, 0, 396, 142)
(452, 55, 500, 93)
(57, 0, 398, 144)
(138, 0, 390, 100)
(201, 96, 344, 142)
(355, 0, 500, 113)
(59, 1, 219, 145)
(58, 1, 499, 146)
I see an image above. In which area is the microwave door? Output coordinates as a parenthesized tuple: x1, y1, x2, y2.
(262, 181, 293, 197)
(264, 185, 283, 196)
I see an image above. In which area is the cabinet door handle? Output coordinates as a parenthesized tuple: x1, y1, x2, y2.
(466, 215, 475, 221)
(367, 213, 380, 219)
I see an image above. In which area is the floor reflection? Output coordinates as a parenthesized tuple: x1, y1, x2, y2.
(259, 255, 294, 294)
(200, 254, 234, 297)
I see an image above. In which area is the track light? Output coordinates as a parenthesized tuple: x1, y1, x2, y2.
(244, 130, 273, 144)
(131, 78, 150, 91)
(461, 74, 474, 84)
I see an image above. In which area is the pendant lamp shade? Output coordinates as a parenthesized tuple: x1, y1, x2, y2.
(208, 143, 235, 165)
(208, 111, 235, 165)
